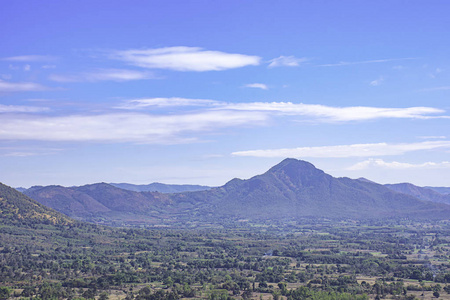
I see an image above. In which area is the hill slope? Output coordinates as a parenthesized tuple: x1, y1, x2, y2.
(0, 183, 72, 225)
(424, 186, 450, 195)
(385, 183, 450, 205)
(24, 183, 172, 219)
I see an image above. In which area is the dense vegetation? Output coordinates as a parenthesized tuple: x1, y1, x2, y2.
(1, 216, 450, 300)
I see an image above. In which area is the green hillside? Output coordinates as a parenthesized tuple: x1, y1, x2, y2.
(0, 182, 72, 225)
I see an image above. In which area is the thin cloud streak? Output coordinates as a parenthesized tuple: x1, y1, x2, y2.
(2, 55, 57, 62)
(0, 104, 49, 113)
(220, 102, 446, 121)
(0, 80, 50, 92)
(110, 46, 261, 72)
(347, 158, 450, 170)
(0, 111, 268, 143)
(319, 57, 417, 67)
(117, 98, 448, 121)
(116, 97, 221, 109)
(49, 69, 154, 82)
(232, 141, 450, 158)
(268, 56, 309, 68)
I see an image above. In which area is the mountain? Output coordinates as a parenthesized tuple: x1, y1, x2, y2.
(22, 159, 450, 224)
(424, 186, 450, 195)
(171, 158, 450, 220)
(23, 183, 172, 220)
(0, 182, 72, 225)
(385, 183, 450, 205)
(110, 182, 211, 193)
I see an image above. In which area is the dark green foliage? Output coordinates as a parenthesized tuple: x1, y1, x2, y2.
(0, 287, 11, 300)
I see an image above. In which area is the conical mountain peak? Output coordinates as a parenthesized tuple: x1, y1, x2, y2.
(265, 158, 326, 181)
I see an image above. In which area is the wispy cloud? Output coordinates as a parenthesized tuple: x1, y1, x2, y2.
(110, 46, 261, 72)
(220, 102, 447, 121)
(244, 83, 268, 90)
(116, 98, 446, 122)
(1, 97, 447, 144)
(0, 80, 49, 92)
(2, 55, 57, 62)
(49, 69, 153, 82)
(116, 97, 221, 109)
(347, 158, 450, 170)
(0, 104, 49, 113)
(232, 141, 450, 158)
(0, 146, 61, 157)
(0, 111, 267, 143)
(3, 152, 42, 157)
(370, 76, 384, 86)
(319, 58, 416, 67)
(268, 56, 309, 68)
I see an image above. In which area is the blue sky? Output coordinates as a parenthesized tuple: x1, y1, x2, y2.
(1, 0, 450, 188)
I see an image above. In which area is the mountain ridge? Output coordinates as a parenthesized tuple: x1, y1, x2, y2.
(18, 159, 450, 225)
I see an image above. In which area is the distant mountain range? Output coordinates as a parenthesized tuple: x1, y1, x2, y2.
(109, 182, 211, 193)
(424, 186, 450, 195)
(11, 159, 450, 225)
(384, 182, 450, 205)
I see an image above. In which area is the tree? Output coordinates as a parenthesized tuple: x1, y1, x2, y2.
(0, 287, 11, 300)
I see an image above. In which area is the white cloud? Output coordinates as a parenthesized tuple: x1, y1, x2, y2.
(320, 58, 416, 67)
(2, 55, 56, 62)
(0, 80, 49, 92)
(0, 104, 49, 113)
(244, 83, 268, 90)
(232, 141, 450, 158)
(116, 97, 221, 109)
(110, 47, 261, 71)
(347, 158, 450, 170)
(370, 76, 384, 86)
(268, 56, 308, 68)
(24, 64, 31, 72)
(118, 99, 448, 121)
(49, 69, 153, 82)
(219, 102, 446, 121)
(115, 99, 446, 122)
(0, 111, 267, 143)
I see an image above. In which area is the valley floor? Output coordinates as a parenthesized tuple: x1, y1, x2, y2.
(1, 219, 450, 300)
